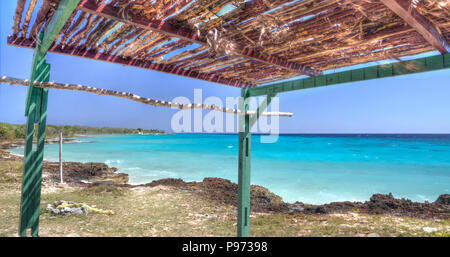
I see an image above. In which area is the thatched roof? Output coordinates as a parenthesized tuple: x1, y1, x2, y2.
(8, 0, 450, 88)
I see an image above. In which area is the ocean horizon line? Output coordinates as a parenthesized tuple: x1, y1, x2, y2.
(168, 133, 450, 137)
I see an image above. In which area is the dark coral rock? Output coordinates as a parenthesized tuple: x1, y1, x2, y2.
(434, 194, 450, 205)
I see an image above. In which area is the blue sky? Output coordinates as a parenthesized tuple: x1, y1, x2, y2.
(1, 1, 449, 133)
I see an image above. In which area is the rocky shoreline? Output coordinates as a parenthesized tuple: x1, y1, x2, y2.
(0, 138, 79, 150)
(1, 140, 448, 220)
(131, 177, 449, 220)
(0, 140, 129, 186)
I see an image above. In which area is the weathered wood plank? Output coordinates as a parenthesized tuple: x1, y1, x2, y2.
(380, 0, 449, 54)
(7, 35, 254, 89)
(1, 76, 292, 117)
(248, 53, 450, 97)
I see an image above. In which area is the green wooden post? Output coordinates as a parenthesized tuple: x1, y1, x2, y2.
(250, 94, 274, 129)
(237, 88, 251, 237)
(237, 91, 276, 237)
(18, 0, 80, 237)
(19, 33, 50, 237)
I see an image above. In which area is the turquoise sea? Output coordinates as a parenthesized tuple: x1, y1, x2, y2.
(7, 134, 450, 204)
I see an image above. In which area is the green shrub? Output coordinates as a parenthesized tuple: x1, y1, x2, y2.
(0, 124, 15, 140)
(14, 126, 26, 139)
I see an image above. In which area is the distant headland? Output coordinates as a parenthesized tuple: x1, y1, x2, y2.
(0, 122, 167, 140)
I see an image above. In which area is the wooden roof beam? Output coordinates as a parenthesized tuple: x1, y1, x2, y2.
(380, 0, 449, 54)
(1, 76, 292, 117)
(7, 35, 254, 89)
(77, 0, 320, 77)
(248, 53, 450, 97)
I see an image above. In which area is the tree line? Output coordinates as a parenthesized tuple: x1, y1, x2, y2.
(0, 122, 166, 140)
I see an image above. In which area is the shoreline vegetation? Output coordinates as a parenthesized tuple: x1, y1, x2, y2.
(0, 122, 167, 140)
(0, 137, 448, 236)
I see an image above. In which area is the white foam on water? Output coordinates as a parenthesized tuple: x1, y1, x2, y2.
(7, 152, 23, 157)
(123, 167, 142, 171)
(127, 168, 180, 185)
(414, 194, 430, 202)
(6, 150, 57, 162)
(70, 140, 92, 143)
(105, 159, 123, 165)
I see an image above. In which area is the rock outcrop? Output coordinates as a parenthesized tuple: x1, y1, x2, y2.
(293, 193, 449, 219)
(138, 177, 289, 213)
(43, 161, 129, 185)
(0, 149, 128, 185)
(137, 177, 449, 219)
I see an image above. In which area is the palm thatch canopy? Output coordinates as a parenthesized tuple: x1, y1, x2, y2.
(8, 0, 450, 88)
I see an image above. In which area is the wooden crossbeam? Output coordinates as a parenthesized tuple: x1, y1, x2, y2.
(77, 0, 320, 76)
(1, 76, 293, 117)
(248, 53, 450, 97)
(380, 0, 449, 54)
(7, 35, 254, 89)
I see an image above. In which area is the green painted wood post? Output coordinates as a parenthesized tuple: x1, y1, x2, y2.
(250, 94, 274, 129)
(18, 0, 80, 237)
(237, 91, 276, 237)
(19, 33, 50, 237)
(237, 89, 251, 237)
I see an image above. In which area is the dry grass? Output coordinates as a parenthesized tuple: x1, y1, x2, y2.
(0, 160, 448, 237)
